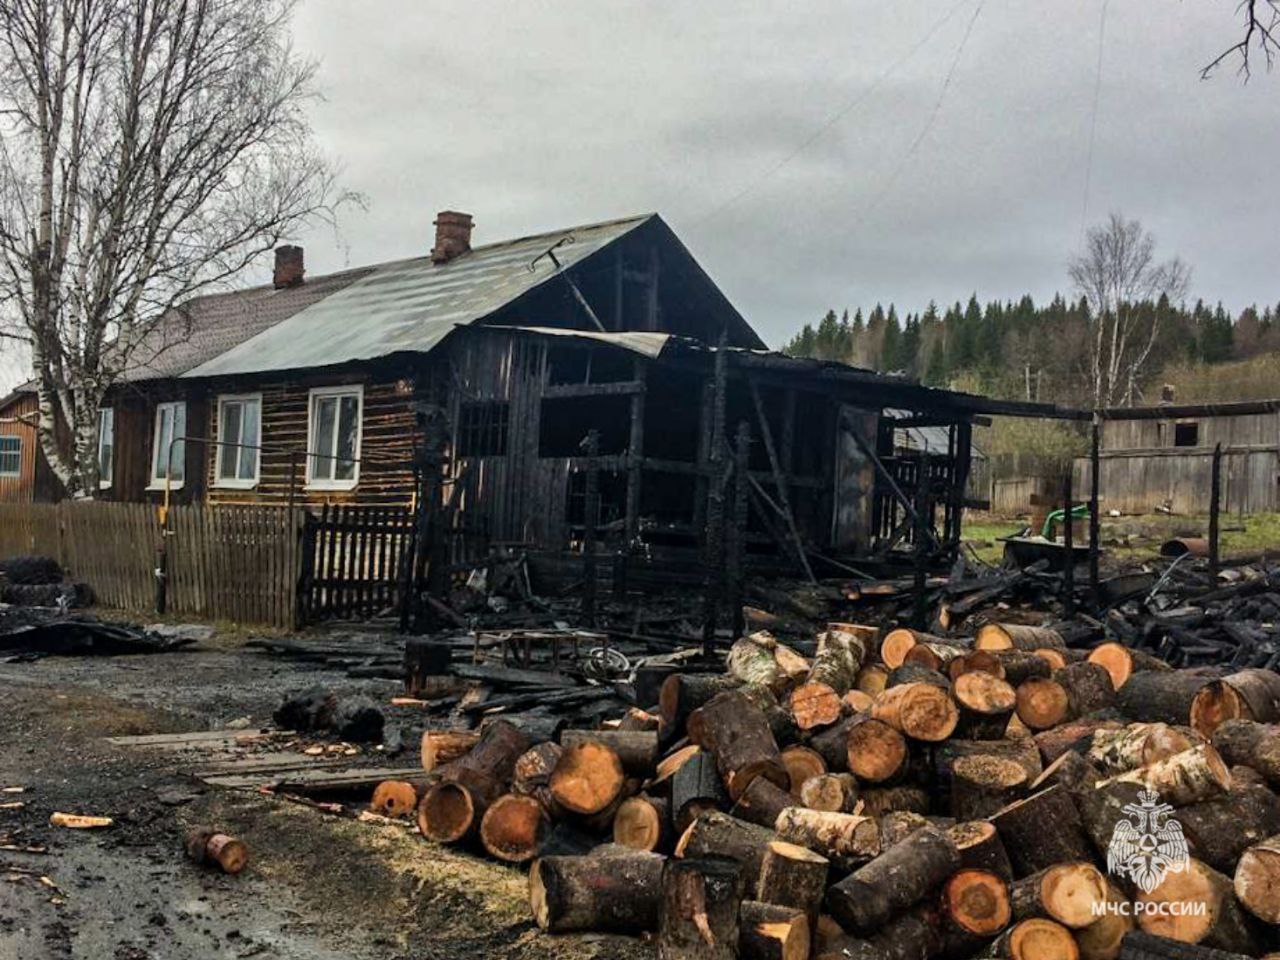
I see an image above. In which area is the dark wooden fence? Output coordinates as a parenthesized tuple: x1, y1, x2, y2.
(299, 504, 416, 622)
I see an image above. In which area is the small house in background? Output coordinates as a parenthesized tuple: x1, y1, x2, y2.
(1074, 388, 1280, 516)
(0, 383, 63, 504)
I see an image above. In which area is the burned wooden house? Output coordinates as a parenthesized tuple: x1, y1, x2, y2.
(90, 211, 1067, 586)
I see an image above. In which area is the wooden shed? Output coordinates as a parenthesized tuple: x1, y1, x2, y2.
(0, 385, 62, 504)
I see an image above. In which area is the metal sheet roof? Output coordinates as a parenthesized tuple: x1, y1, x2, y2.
(499, 325, 672, 359)
(183, 215, 652, 379)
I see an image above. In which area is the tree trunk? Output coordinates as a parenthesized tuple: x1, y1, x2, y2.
(550, 740, 626, 815)
(943, 867, 1012, 937)
(738, 901, 810, 960)
(479, 793, 548, 862)
(657, 856, 744, 960)
(952, 755, 1029, 820)
(756, 839, 829, 928)
(675, 811, 775, 888)
(774, 807, 880, 868)
(871, 682, 958, 742)
(1010, 862, 1108, 929)
(990, 785, 1094, 877)
(687, 690, 787, 801)
(824, 826, 959, 935)
(1116, 669, 1222, 726)
(529, 848, 666, 933)
(1100, 745, 1231, 806)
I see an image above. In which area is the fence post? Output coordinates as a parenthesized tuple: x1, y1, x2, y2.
(727, 420, 751, 641)
(912, 468, 931, 629)
(1062, 468, 1075, 618)
(1210, 442, 1223, 577)
(1089, 413, 1101, 612)
(582, 430, 600, 628)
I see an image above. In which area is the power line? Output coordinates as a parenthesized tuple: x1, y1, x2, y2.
(1079, 0, 1109, 243)
(692, 0, 974, 227)
(855, 0, 985, 226)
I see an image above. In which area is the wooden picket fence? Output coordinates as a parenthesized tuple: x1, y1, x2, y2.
(299, 504, 416, 623)
(0, 501, 305, 628)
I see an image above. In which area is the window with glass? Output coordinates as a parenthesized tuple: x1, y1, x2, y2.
(307, 386, 361, 487)
(215, 394, 262, 487)
(97, 408, 114, 488)
(0, 436, 20, 477)
(150, 401, 186, 485)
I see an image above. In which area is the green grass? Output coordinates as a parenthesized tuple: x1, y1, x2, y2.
(961, 512, 1280, 568)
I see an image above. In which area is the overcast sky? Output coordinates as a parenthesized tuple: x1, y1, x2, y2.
(2, 0, 1274, 396)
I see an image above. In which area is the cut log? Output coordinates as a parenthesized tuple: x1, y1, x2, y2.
(1087, 642, 1170, 691)
(1117, 670, 1222, 726)
(184, 828, 249, 874)
(439, 718, 531, 804)
(369, 780, 419, 818)
(731, 775, 795, 829)
(738, 900, 810, 960)
(480, 793, 548, 862)
(688, 690, 787, 801)
(774, 806, 880, 867)
(934, 737, 1044, 804)
(1074, 880, 1134, 960)
(789, 626, 869, 730)
(885, 663, 952, 690)
(1011, 862, 1108, 929)
(618, 707, 661, 732)
(1115, 931, 1251, 959)
(871, 681, 958, 742)
(578, 777, 642, 835)
(529, 848, 666, 932)
(990, 785, 1094, 877)
(842, 689, 874, 714)
(512, 741, 563, 814)
(1015, 678, 1070, 730)
(1138, 858, 1261, 956)
(950, 649, 1007, 683)
(550, 740, 626, 815)
(951, 755, 1028, 820)
(417, 780, 486, 843)
(867, 906, 945, 960)
(824, 826, 960, 935)
(845, 715, 910, 783)
(1057, 662, 1119, 720)
(953, 671, 1019, 740)
(654, 744, 702, 786)
(881, 628, 949, 669)
(976, 624, 1066, 652)
(658, 856, 744, 960)
(660, 673, 740, 739)
(420, 730, 480, 772)
(904, 639, 971, 673)
(779, 745, 826, 797)
(727, 632, 784, 689)
(675, 811, 775, 887)
(855, 663, 890, 698)
(1102, 745, 1231, 807)
(949, 820, 1014, 881)
(1177, 784, 1280, 873)
(1088, 724, 1194, 776)
(672, 751, 730, 832)
(878, 810, 931, 849)
(1234, 832, 1280, 922)
(994, 918, 1079, 960)
(799, 773, 859, 813)
(739, 684, 801, 748)
(994, 650, 1053, 687)
(1036, 717, 1126, 765)
(561, 730, 659, 779)
(756, 839, 829, 927)
(613, 794, 671, 853)
(1210, 719, 1280, 786)
(1190, 668, 1280, 739)
(944, 867, 1011, 937)
(857, 785, 930, 817)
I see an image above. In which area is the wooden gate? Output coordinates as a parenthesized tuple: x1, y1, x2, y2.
(299, 505, 416, 623)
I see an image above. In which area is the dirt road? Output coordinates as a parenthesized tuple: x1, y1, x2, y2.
(0, 642, 647, 960)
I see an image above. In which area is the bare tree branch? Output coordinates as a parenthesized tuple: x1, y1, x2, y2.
(1204, 0, 1280, 79)
(0, 0, 355, 496)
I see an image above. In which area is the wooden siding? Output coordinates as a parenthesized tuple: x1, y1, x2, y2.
(1102, 411, 1280, 451)
(0, 392, 38, 503)
(204, 374, 419, 508)
(1074, 448, 1279, 515)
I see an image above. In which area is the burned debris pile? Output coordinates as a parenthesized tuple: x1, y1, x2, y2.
(345, 552, 1280, 960)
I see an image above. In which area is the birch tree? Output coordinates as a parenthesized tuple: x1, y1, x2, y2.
(0, 0, 347, 496)
(1068, 214, 1191, 409)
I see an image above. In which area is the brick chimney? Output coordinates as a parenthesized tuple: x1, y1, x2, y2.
(1160, 384, 1176, 404)
(273, 245, 304, 289)
(430, 211, 473, 264)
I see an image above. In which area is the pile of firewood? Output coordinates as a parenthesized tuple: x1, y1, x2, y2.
(373, 621, 1280, 960)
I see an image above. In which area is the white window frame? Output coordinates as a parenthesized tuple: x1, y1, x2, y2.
(0, 435, 21, 478)
(97, 407, 114, 489)
(305, 385, 363, 490)
(148, 400, 187, 490)
(213, 393, 263, 489)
